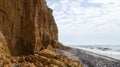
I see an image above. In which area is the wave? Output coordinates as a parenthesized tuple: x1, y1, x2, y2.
(68, 45, 120, 60)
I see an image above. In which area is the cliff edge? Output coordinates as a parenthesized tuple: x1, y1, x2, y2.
(0, 0, 82, 67)
(0, 0, 63, 56)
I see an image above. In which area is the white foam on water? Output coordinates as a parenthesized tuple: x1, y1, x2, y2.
(69, 45, 120, 60)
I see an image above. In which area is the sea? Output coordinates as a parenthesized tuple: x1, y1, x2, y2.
(68, 45, 120, 60)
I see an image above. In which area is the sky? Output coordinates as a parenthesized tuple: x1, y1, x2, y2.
(46, 0, 120, 45)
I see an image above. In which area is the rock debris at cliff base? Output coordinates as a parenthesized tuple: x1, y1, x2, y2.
(0, 49, 83, 67)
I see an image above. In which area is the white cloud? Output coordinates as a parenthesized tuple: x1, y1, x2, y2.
(46, 0, 120, 45)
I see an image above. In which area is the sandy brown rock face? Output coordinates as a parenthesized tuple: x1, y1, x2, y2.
(0, 0, 61, 56)
(0, 0, 83, 66)
(0, 31, 10, 63)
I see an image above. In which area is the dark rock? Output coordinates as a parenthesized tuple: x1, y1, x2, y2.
(97, 47, 112, 51)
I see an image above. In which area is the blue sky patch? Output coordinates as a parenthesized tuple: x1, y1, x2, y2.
(80, 0, 103, 8)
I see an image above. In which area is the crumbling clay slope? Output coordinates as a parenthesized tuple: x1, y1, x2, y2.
(9, 49, 82, 67)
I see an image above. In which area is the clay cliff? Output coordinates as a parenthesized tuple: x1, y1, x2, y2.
(0, 0, 82, 67)
(0, 0, 63, 56)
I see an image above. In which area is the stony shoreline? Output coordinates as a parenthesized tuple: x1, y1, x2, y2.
(56, 48, 120, 67)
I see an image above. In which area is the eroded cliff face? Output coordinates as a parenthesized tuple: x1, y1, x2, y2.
(0, 0, 83, 67)
(0, 0, 62, 56)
